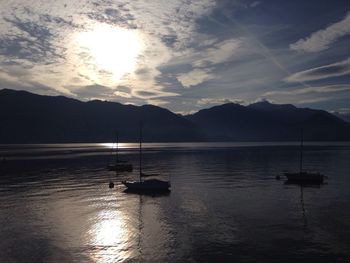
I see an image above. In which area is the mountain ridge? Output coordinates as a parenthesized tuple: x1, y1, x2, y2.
(1, 89, 349, 143)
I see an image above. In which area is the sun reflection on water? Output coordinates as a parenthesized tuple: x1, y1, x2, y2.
(99, 142, 135, 149)
(88, 210, 136, 263)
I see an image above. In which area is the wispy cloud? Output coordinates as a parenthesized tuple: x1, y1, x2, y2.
(0, 0, 217, 99)
(264, 84, 350, 96)
(290, 11, 350, 52)
(177, 69, 215, 88)
(197, 97, 245, 106)
(262, 84, 350, 106)
(176, 38, 242, 87)
(193, 39, 242, 67)
(250, 1, 261, 8)
(285, 57, 350, 83)
(0, 0, 349, 113)
(132, 89, 179, 99)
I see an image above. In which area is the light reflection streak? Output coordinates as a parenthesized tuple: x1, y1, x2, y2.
(88, 209, 135, 263)
(99, 143, 135, 149)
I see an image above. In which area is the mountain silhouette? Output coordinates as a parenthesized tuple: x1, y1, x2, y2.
(333, 112, 350, 123)
(0, 89, 200, 143)
(0, 89, 349, 143)
(186, 101, 350, 141)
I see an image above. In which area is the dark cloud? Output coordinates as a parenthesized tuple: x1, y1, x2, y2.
(134, 90, 157, 98)
(161, 35, 178, 47)
(73, 84, 115, 100)
(84, 8, 136, 29)
(39, 13, 80, 29)
(0, 16, 65, 64)
(116, 85, 131, 93)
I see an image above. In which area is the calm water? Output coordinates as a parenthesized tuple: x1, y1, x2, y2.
(0, 142, 350, 262)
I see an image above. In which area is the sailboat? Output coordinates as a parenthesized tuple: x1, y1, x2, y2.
(122, 123, 171, 192)
(284, 130, 324, 184)
(107, 132, 133, 172)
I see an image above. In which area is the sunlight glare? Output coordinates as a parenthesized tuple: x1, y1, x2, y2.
(76, 24, 142, 83)
(89, 210, 133, 263)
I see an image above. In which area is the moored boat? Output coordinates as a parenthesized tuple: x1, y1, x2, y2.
(107, 132, 133, 172)
(122, 122, 170, 192)
(284, 130, 325, 184)
(285, 171, 324, 184)
(122, 179, 171, 191)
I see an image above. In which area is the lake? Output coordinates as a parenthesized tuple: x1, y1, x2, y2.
(0, 142, 350, 262)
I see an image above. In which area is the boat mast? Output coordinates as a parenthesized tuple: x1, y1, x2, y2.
(116, 131, 119, 165)
(299, 128, 303, 174)
(139, 122, 142, 182)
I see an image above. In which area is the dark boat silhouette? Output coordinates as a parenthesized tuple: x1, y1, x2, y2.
(284, 130, 325, 184)
(285, 171, 324, 184)
(122, 123, 170, 192)
(107, 132, 133, 172)
(123, 179, 170, 191)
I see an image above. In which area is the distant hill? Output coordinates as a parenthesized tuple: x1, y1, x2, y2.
(0, 89, 349, 143)
(0, 89, 200, 143)
(185, 101, 350, 141)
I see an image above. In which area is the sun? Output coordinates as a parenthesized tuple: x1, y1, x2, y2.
(76, 24, 142, 84)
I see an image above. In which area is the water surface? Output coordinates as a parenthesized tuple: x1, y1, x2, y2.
(0, 143, 349, 262)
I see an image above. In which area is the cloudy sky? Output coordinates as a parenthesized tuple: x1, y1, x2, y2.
(0, 0, 349, 114)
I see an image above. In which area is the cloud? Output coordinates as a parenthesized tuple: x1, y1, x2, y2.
(333, 108, 350, 114)
(264, 84, 350, 96)
(285, 57, 350, 82)
(176, 38, 242, 87)
(0, 0, 349, 114)
(0, 0, 217, 100)
(262, 84, 350, 106)
(114, 91, 131, 99)
(72, 84, 115, 101)
(250, 1, 261, 8)
(177, 69, 215, 88)
(297, 97, 333, 104)
(197, 97, 244, 106)
(290, 12, 350, 52)
(0, 68, 64, 96)
(145, 98, 170, 106)
(132, 89, 179, 99)
(192, 38, 242, 67)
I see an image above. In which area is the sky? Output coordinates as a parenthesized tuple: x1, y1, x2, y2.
(0, 0, 349, 114)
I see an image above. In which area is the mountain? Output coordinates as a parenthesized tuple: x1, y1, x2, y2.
(0, 89, 200, 143)
(333, 112, 350, 123)
(0, 89, 349, 143)
(185, 101, 350, 141)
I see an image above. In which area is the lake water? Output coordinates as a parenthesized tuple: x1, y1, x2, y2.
(0, 142, 350, 262)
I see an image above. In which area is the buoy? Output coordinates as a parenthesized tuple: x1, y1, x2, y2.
(109, 182, 114, 188)
(276, 175, 281, 180)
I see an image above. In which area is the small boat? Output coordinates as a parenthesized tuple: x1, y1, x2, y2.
(284, 130, 325, 184)
(107, 132, 133, 172)
(122, 122, 170, 192)
(285, 171, 324, 184)
(123, 179, 171, 191)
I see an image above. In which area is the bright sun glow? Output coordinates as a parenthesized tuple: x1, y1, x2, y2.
(76, 24, 142, 84)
